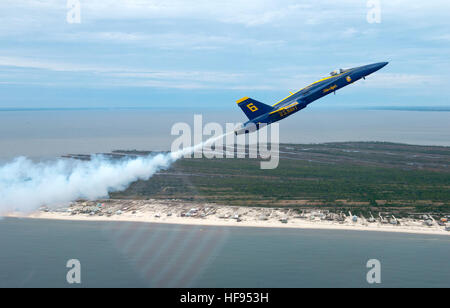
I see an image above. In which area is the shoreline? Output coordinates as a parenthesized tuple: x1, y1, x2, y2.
(4, 210, 450, 236)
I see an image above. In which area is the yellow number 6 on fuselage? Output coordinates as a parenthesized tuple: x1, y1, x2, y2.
(247, 103, 258, 112)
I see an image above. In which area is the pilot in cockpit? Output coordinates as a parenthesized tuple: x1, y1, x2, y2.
(330, 68, 350, 76)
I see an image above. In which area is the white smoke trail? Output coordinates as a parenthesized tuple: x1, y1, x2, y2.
(0, 133, 228, 214)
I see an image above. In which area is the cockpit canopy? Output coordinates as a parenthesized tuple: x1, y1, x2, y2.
(330, 68, 349, 76)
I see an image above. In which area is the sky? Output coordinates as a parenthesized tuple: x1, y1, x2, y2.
(0, 0, 449, 109)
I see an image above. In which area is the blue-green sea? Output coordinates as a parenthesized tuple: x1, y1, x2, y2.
(0, 217, 449, 288)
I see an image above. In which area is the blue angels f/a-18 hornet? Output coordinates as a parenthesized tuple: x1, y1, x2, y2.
(234, 62, 389, 135)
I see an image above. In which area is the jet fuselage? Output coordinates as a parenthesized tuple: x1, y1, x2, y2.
(234, 62, 388, 135)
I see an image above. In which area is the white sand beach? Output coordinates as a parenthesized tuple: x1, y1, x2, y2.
(4, 199, 450, 236)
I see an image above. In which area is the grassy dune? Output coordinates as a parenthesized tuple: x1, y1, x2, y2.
(111, 142, 450, 215)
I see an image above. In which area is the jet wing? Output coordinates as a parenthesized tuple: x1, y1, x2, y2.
(268, 101, 299, 115)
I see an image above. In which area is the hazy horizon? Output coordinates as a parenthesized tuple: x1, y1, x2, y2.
(0, 108, 448, 162)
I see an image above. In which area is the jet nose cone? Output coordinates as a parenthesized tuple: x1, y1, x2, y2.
(361, 62, 389, 75)
(373, 62, 389, 70)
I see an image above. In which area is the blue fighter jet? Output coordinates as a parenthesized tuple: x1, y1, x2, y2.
(234, 62, 388, 135)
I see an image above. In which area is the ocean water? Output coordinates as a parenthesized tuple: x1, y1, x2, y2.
(0, 218, 449, 288)
(0, 108, 449, 161)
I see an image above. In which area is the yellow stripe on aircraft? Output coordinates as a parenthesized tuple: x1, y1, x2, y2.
(236, 96, 250, 104)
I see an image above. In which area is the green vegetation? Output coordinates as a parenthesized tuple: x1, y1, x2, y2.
(111, 142, 450, 214)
